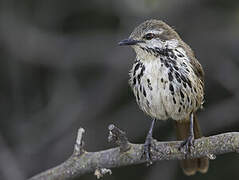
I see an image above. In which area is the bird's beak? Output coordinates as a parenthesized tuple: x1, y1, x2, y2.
(118, 38, 144, 46)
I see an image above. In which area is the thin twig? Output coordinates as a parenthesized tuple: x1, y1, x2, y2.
(94, 168, 112, 179)
(73, 128, 85, 155)
(108, 124, 130, 152)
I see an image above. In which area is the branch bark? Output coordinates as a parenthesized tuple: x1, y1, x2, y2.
(28, 125, 239, 180)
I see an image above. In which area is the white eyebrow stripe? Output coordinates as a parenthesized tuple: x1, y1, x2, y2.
(146, 29, 163, 35)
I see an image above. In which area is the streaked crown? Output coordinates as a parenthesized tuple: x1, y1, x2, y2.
(129, 19, 180, 42)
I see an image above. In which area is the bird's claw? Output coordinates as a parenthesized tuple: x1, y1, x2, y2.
(178, 135, 195, 155)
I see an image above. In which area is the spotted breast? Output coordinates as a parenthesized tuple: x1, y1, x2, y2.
(129, 46, 204, 121)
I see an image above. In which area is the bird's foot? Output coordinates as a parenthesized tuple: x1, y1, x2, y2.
(143, 136, 154, 166)
(178, 135, 195, 156)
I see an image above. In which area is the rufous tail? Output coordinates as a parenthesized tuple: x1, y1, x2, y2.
(174, 113, 209, 176)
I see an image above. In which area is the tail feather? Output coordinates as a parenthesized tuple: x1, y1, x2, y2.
(174, 113, 209, 176)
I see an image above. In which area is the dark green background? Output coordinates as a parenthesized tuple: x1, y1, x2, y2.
(0, 0, 239, 179)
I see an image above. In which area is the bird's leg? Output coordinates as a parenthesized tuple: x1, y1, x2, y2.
(143, 118, 156, 166)
(179, 113, 195, 154)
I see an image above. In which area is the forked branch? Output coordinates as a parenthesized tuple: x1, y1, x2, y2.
(28, 125, 239, 180)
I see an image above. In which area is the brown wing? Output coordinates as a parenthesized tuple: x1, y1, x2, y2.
(179, 41, 205, 88)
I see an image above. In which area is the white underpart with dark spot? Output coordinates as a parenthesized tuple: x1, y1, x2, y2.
(129, 39, 203, 121)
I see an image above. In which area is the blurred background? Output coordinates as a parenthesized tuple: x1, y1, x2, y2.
(0, 0, 239, 179)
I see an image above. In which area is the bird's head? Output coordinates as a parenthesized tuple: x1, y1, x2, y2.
(119, 19, 181, 60)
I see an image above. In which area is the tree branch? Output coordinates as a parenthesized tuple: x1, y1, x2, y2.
(28, 125, 239, 180)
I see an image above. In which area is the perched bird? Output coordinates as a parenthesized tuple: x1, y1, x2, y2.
(119, 19, 209, 175)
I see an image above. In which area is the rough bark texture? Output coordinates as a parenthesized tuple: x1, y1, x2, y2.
(28, 125, 239, 180)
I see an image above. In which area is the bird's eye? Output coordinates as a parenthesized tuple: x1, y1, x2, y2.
(144, 33, 155, 40)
